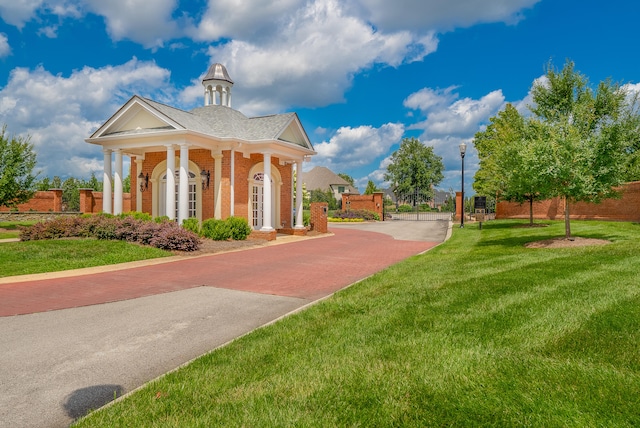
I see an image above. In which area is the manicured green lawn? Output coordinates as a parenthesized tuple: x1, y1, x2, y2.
(0, 221, 35, 239)
(0, 239, 172, 277)
(71, 220, 640, 426)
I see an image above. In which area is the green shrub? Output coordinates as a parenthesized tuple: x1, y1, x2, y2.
(226, 216, 252, 240)
(303, 211, 310, 226)
(182, 218, 201, 235)
(397, 204, 414, 212)
(201, 218, 231, 241)
(154, 215, 170, 224)
(119, 211, 153, 221)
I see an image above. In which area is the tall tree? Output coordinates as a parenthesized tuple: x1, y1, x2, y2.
(0, 125, 38, 208)
(338, 173, 355, 186)
(364, 180, 379, 194)
(473, 103, 525, 198)
(474, 106, 553, 226)
(530, 60, 630, 238)
(384, 137, 444, 206)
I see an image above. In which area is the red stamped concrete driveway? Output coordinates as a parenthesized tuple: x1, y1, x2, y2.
(0, 226, 442, 317)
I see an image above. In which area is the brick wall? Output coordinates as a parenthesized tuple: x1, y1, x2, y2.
(80, 191, 132, 214)
(496, 181, 640, 222)
(341, 192, 384, 220)
(0, 189, 63, 212)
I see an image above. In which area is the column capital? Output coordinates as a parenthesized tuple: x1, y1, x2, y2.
(103, 148, 112, 155)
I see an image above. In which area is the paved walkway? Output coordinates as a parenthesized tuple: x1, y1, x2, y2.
(0, 221, 450, 427)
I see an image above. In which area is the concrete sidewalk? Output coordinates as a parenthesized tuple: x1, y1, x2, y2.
(0, 221, 449, 427)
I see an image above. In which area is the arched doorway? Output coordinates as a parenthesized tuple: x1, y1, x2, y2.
(151, 159, 202, 221)
(248, 162, 281, 230)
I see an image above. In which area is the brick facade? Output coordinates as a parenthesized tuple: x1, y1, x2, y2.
(131, 150, 293, 227)
(496, 181, 640, 222)
(341, 192, 384, 220)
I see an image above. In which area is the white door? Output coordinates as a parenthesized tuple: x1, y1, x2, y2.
(252, 182, 264, 229)
(159, 171, 197, 219)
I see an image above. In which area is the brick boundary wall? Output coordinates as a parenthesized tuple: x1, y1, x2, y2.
(0, 189, 63, 212)
(341, 192, 384, 220)
(310, 202, 328, 233)
(79, 190, 132, 214)
(496, 181, 640, 222)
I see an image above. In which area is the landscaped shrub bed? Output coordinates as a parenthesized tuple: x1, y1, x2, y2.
(19, 213, 200, 252)
(330, 209, 380, 221)
(200, 216, 252, 241)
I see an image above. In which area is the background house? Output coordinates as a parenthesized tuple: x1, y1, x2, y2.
(302, 166, 360, 203)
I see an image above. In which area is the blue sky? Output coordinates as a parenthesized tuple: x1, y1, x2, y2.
(1, 0, 639, 195)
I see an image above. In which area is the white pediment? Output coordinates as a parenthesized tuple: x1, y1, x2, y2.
(277, 115, 313, 150)
(90, 96, 181, 139)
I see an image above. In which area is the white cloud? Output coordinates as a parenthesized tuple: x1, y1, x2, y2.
(0, 0, 43, 28)
(185, 0, 438, 115)
(311, 122, 405, 171)
(188, 0, 304, 41)
(0, 33, 10, 57)
(350, 0, 541, 33)
(407, 88, 505, 137)
(0, 59, 171, 178)
(403, 86, 459, 111)
(0, 0, 81, 28)
(84, 0, 180, 48)
(37, 25, 58, 38)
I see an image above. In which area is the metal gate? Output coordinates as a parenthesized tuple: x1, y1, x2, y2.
(386, 211, 454, 221)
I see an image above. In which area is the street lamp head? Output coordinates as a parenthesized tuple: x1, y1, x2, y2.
(459, 142, 467, 158)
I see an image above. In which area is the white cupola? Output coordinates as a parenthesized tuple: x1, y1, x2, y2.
(202, 63, 234, 108)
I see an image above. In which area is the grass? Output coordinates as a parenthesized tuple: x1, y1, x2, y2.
(0, 220, 35, 239)
(67, 219, 640, 426)
(0, 239, 172, 277)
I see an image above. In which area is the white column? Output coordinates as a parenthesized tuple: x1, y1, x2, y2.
(230, 149, 235, 216)
(221, 87, 227, 107)
(102, 149, 112, 214)
(295, 160, 304, 228)
(135, 158, 143, 212)
(166, 145, 176, 220)
(113, 149, 123, 215)
(227, 88, 232, 107)
(204, 88, 209, 106)
(261, 153, 274, 231)
(213, 153, 223, 219)
(178, 144, 189, 224)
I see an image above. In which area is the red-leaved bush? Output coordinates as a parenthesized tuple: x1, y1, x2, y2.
(19, 214, 200, 251)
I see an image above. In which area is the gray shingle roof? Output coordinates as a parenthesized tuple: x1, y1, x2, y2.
(140, 98, 299, 143)
(302, 166, 359, 194)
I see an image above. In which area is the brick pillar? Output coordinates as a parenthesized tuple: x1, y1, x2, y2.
(456, 191, 463, 221)
(310, 202, 328, 233)
(50, 188, 63, 212)
(373, 192, 384, 220)
(78, 189, 95, 214)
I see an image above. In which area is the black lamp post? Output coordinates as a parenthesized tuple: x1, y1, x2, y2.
(459, 142, 466, 228)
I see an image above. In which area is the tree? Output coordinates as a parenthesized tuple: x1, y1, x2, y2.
(309, 189, 338, 210)
(384, 137, 444, 206)
(0, 125, 38, 208)
(473, 104, 553, 225)
(364, 180, 379, 194)
(530, 60, 631, 238)
(473, 103, 525, 197)
(338, 173, 355, 186)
